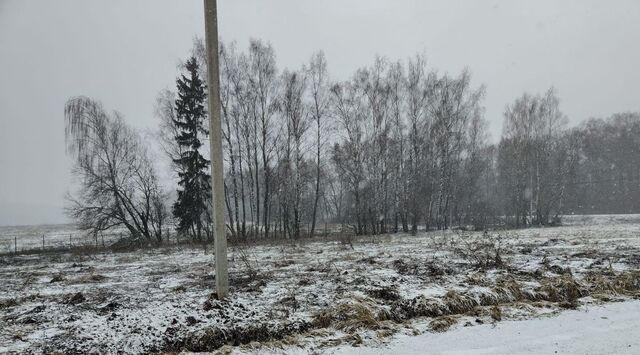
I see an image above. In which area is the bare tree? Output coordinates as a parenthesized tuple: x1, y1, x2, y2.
(154, 89, 183, 175)
(219, 41, 242, 237)
(359, 57, 391, 234)
(248, 39, 279, 238)
(454, 105, 490, 227)
(330, 81, 367, 234)
(405, 54, 431, 233)
(65, 97, 168, 243)
(278, 70, 310, 239)
(426, 69, 484, 229)
(387, 60, 406, 232)
(306, 51, 330, 238)
(500, 88, 569, 225)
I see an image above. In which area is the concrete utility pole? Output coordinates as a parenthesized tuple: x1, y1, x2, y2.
(203, 0, 229, 299)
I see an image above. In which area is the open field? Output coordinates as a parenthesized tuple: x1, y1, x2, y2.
(1, 216, 639, 354)
(1, 214, 638, 254)
(0, 224, 127, 254)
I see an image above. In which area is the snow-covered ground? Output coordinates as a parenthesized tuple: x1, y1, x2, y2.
(2, 214, 639, 254)
(331, 300, 640, 355)
(561, 213, 640, 226)
(0, 224, 129, 253)
(0, 215, 639, 354)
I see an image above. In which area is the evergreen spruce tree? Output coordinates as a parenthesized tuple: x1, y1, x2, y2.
(173, 57, 211, 241)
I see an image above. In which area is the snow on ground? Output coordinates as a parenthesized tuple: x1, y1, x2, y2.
(0, 224, 129, 253)
(1, 214, 638, 254)
(0, 216, 639, 354)
(329, 300, 640, 355)
(561, 214, 640, 226)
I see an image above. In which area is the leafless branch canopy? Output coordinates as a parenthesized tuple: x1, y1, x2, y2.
(65, 96, 168, 243)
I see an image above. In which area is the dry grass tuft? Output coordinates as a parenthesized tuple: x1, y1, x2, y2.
(376, 307, 392, 321)
(358, 256, 377, 265)
(22, 274, 38, 288)
(243, 334, 301, 352)
(164, 320, 312, 352)
(613, 271, 640, 293)
(278, 294, 300, 311)
(313, 300, 380, 333)
(334, 302, 379, 333)
(392, 259, 410, 274)
(466, 272, 491, 286)
(366, 286, 401, 302)
(539, 274, 585, 308)
(390, 295, 443, 321)
(585, 270, 640, 296)
(443, 290, 478, 313)
(0, 298, 18, 309)
(429, 316, 457, 332)
(274, 259, 295, 268)
(585, 272, 618, 295)
(465, 306, 485, 317)
(79, 272, 107, 283)
(64, 292, 86, 305)
(493, 275, 525, 302)
(392, 258, 451, 277)
(490, 305, 502, 321)
(172, 285, 187, 293)
(376, 328, 396, 338)
(49, 273, 65, 283)
(215, 345, 235, 354)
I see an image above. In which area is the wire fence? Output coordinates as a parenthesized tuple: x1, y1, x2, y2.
(2, 215, 638, 255)
(0, 226, 131, 255)
(0, 222, 346, 255)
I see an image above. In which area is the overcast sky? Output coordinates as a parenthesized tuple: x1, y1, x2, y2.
(1, 0, 639, 226)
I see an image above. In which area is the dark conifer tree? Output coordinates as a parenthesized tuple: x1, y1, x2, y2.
(173, 57, 211, 240)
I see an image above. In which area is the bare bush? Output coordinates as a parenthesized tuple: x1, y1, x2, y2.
(453, 231, 508, 268)
(233, 243, 259, 280)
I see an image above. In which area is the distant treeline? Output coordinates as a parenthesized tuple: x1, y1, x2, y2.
(64, 38, 640, 242)
(563, 113, 640, 215)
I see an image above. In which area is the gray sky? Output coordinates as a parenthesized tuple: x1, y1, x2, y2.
(1, 0, 639, 226)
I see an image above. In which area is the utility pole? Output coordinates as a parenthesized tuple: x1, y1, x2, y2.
(203, 0, 229, 299)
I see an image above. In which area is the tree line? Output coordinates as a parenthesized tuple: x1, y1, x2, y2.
(64, 38, 640, 242)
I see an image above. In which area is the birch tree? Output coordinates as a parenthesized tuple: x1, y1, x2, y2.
(65, 97, 168, 243)
(306, 51, 330, 237)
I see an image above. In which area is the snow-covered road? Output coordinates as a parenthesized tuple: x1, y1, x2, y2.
(332, 301, 640, 355)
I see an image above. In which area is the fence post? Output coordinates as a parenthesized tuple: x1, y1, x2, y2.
(70, 234, 72, 249)
(14, 236, 17, 254)
(42, 234, 45, 251)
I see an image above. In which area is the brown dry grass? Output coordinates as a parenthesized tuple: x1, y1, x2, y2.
(312, 298, 385, 333)
(444, 290, 479, 313)
(429, 316, 457, 332)
(539, 274, 585, 308)
(77, 272, 107, 283)
(490, 305, 502, 321)
(585, 270, 640, 296)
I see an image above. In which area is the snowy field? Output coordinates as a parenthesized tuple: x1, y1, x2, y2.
(2, 214, 638, 254)
(0, 224, 130, 254)
(0, 216, 639, 354)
